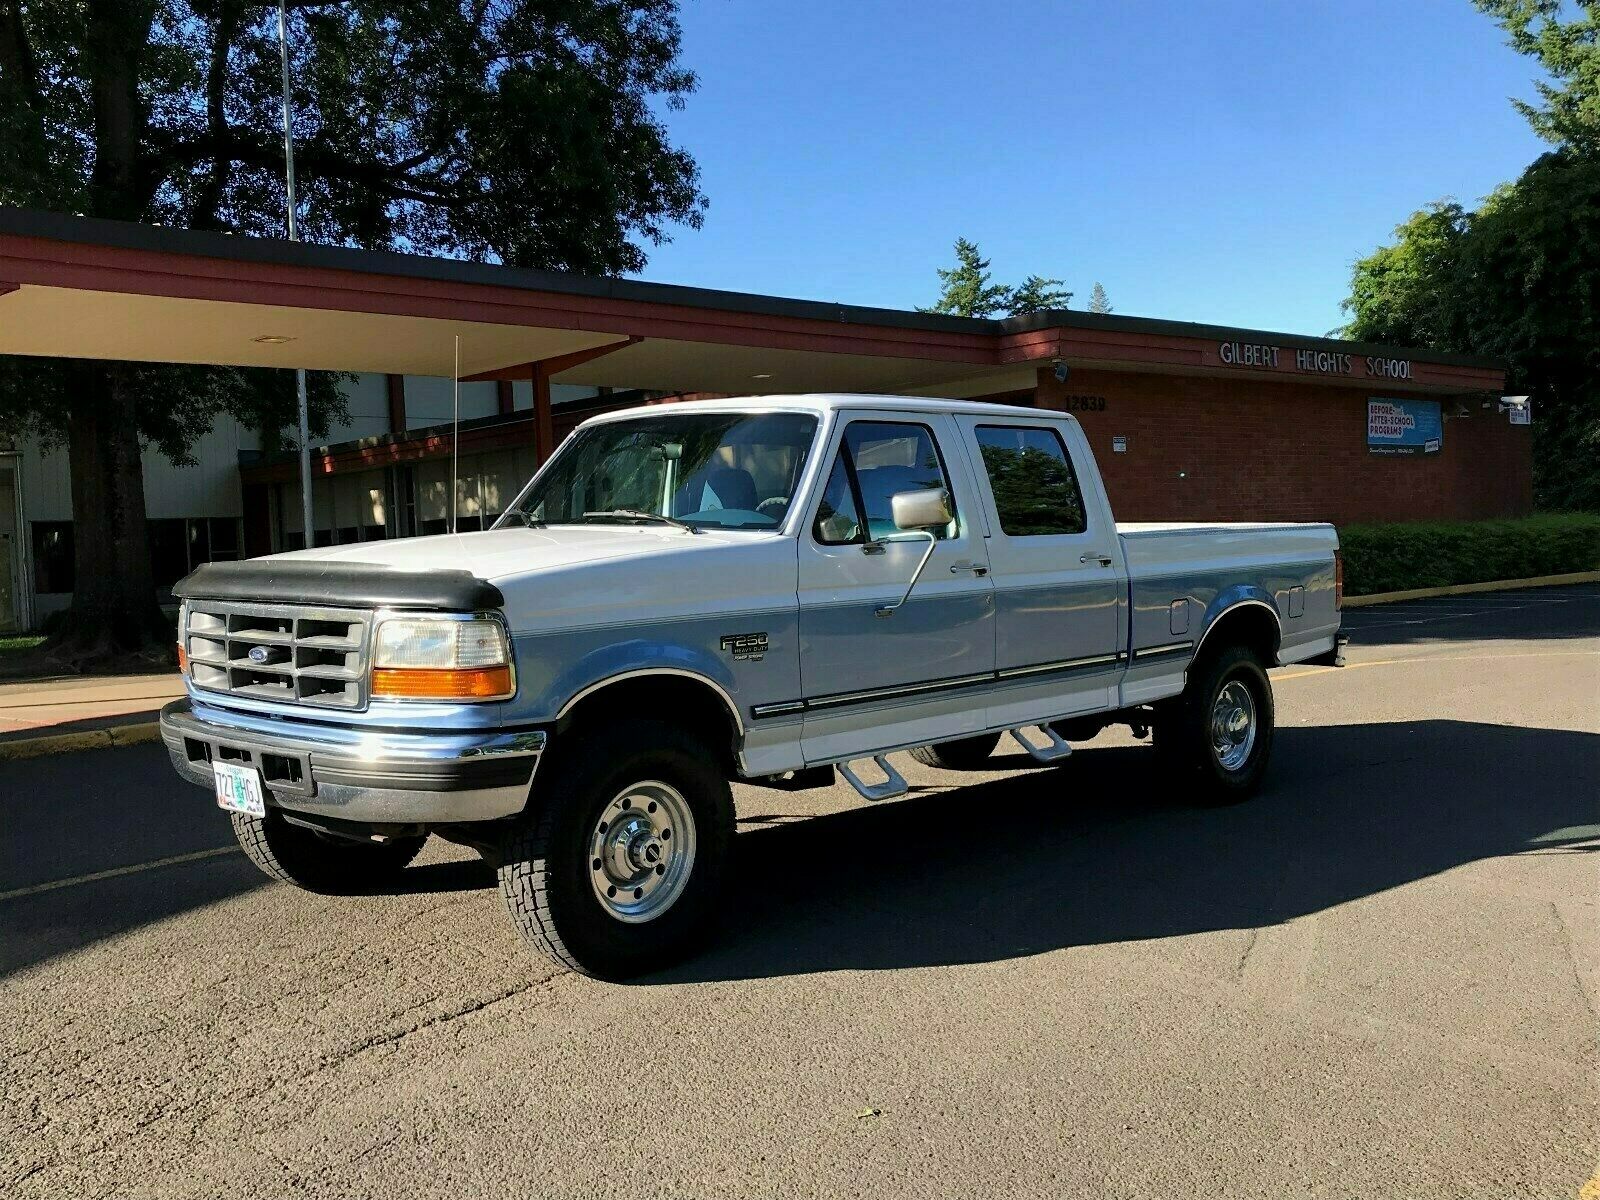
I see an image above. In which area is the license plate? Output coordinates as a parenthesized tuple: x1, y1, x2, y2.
(213, 761, 266, 818)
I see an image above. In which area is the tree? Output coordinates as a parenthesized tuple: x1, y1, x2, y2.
(1474, 0, 1599, 153)
(1342, 153, 1600, 509)
(1340, 2, 1600, 510)
(919, 237, 1014, 318)
(1087, 282, 1112, 315)
(920, 238, 1070, 317)
(1007, 275, 1072, 314)
(0, 1, 705, 660)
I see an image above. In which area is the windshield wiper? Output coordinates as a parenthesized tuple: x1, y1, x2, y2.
(581, 509, 702, 535)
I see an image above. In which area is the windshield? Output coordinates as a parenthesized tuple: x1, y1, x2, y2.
(503, 411, 819, 531)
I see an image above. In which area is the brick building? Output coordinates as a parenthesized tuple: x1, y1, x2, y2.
(0, 209, 1519, 629)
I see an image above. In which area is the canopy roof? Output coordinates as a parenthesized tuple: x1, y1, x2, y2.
(0, 208, 1504, 397)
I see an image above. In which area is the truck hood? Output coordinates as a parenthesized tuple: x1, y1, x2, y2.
(272, 525, 762, 582)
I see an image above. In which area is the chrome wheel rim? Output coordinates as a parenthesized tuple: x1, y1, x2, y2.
(1210, 680, 1257, 772)
(588, 780, 697, 924)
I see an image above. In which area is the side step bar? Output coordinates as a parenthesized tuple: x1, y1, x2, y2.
(1009, 725, 1074, 764)
(838, 755, 909, 802)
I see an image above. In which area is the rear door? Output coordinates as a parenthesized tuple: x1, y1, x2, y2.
(796, 410, 996, 763)
(950, 413, 1125, 727)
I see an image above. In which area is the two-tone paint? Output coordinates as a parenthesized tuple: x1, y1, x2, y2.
(164, 395, 1341, 824)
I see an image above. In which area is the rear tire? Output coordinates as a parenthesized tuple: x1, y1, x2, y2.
(231, 810, 426, 893)
(497, 719, 734, 980)
(908, 732, 1002, 770)
(1153, 644, 1274, 805)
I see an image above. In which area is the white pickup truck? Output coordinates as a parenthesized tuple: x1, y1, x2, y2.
(164, 395, 1344, 978)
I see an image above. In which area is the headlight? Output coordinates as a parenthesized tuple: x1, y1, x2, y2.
(371, 616, 514, 701)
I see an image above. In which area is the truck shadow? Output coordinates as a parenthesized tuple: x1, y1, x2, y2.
(652, 719, 1599, 985)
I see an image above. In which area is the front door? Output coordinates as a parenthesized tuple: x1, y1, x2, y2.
(797, 412, 995, 763)
(949, 414, 1125, 728)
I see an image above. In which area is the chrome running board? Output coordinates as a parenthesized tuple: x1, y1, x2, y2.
(838, 755, 909, 802)
(1009, 725, 1074, 764)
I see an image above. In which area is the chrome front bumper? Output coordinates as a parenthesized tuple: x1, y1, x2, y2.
(160, 699, 545, 824)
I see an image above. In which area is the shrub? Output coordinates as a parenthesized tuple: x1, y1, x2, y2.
(1339, 514, 1600, 596)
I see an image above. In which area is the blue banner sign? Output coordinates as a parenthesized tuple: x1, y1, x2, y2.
(1367, 397, 1442, 456)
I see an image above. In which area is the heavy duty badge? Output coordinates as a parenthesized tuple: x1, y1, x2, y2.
(719, 632, 768, 662)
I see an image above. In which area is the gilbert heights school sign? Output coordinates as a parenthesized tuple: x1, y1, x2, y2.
(1212, 339, 1447, 456)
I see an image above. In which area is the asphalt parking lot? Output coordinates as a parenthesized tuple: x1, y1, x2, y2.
(3, 585, 1597, 1198)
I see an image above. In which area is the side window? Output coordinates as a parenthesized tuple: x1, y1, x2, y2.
(975, 425, 1088, 536)
(812, 454, 865, 545)
(812, 420, 958, 546)
(842, 421, 956, 541)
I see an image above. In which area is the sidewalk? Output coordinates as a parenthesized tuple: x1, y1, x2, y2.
(0, 674, 184, 746)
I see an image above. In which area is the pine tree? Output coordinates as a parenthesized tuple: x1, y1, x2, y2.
(1008, 275, 1073, 314)
(1088, 283, 1113, 314)
(919, 238, 1015, 317)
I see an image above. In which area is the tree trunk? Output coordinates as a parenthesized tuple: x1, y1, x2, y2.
(45, 361, 171, 662)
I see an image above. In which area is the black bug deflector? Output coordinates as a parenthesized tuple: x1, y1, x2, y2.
(174, 560, 504, 612)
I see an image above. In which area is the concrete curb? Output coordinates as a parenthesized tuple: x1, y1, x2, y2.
(1344, 569, 1600, 607)
(0, 721, 162, 763)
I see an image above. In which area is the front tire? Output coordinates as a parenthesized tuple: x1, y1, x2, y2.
(908, 732, 1002, 770)
(231, 810, 426, 893)
(498, 719, 734, 980)
(1153, 644, 1274, 804)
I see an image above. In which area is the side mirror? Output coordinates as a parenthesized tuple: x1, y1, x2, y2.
(875, 488, 953, 618)
(890, 487, 953, 532)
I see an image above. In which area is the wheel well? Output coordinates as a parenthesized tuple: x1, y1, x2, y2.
(558, 674, 742, 776)
(1196, 602, 1281, 668)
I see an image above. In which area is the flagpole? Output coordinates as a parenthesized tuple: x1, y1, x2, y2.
(276, 0, 313, 546)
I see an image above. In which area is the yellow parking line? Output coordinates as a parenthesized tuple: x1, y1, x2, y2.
(1277, 649, 1600, 681)
(0, 845, 240, 903)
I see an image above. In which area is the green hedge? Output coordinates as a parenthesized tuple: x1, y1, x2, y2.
(1339, 514, 1600, 596)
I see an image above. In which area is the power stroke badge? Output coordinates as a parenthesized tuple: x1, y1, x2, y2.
(720, 632, 768, 662)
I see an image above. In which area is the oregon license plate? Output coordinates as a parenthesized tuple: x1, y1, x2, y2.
(213, 761, 266, 818)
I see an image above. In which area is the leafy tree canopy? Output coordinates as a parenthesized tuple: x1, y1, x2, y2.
(920, 238, 1070, 318)
(0, 0, 705, 654)
(1475, 0, 1599, 152)
(1343, 151, 1600, 509)
(0, 0, 706, 452)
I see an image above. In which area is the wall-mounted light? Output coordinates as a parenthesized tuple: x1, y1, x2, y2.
(253, 335, 295, 345)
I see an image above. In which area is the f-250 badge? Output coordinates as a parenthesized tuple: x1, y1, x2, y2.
(720, 632, 768, 662)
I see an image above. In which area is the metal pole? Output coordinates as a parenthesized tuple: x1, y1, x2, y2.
(451, 336, 460, 533)
(277, 1, 313, 546)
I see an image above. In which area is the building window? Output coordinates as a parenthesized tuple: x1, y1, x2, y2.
(150, 517, 246, 591)
(32, 522, 74, 594)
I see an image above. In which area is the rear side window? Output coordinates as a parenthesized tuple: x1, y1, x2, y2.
(813, 420, 957, 544)
(975, 425, 1088, 536)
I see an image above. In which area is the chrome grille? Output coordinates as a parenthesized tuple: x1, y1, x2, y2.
(182, 600, 373, 710)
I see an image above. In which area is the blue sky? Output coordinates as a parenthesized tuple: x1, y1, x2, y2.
(635, 0, 1551, 336)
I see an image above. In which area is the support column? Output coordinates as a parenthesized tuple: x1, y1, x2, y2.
(531, 362, 555, 465)
(496, 380, 515, 415)
(460, 336, 641, 465)
(385, 374, 406, 433)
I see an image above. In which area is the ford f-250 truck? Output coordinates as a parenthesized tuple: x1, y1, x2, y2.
(163, 395, 1344, 979)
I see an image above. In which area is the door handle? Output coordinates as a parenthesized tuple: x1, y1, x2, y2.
(1080, 552, 1114, 567)
(949, 561, 989, 576)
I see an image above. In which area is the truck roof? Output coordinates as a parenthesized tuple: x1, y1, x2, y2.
(577, 393, 1082, 426)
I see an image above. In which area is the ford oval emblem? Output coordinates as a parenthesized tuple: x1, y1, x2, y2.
(248, 646, 271, 664)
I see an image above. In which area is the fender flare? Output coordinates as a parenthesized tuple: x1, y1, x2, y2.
(1192, 592, 1283, 669)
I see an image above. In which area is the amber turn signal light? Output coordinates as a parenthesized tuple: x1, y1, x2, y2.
(371, 665, 513, 700)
